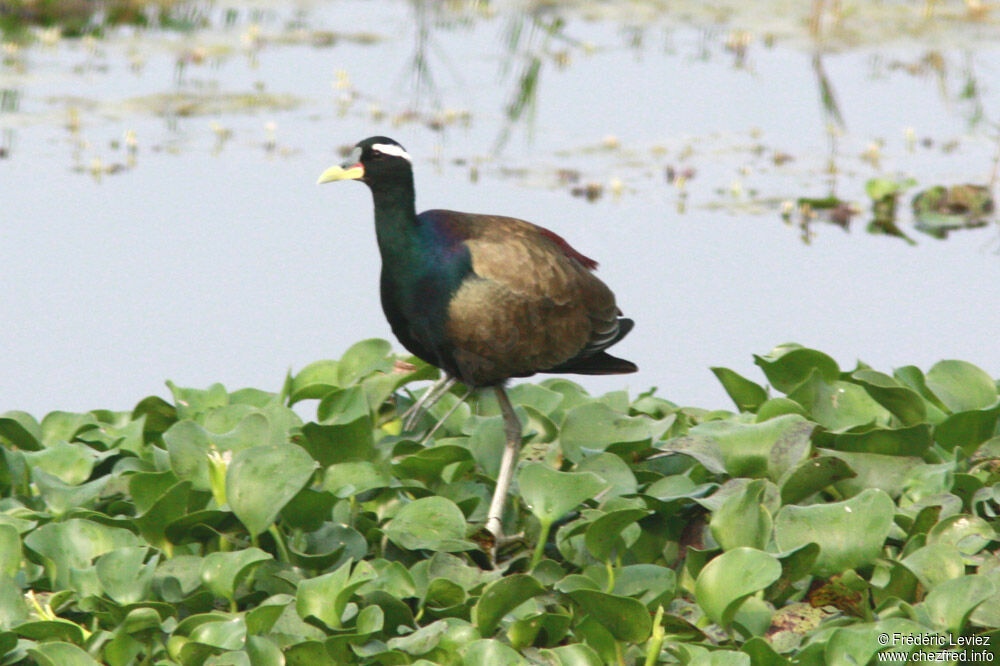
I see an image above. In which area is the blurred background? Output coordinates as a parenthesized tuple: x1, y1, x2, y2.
(2, 0, 999, 416)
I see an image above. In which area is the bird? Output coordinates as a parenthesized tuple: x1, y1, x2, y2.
(317, 136, 636, 547)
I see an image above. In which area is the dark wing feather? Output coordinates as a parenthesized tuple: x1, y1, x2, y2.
(426, 211, 636, 385)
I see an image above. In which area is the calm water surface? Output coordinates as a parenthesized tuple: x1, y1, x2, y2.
(2, 1, 999, 415)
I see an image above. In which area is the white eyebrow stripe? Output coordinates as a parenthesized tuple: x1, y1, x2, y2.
(371, 143, 412, 162)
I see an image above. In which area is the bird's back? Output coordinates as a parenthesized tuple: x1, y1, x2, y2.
(404, 210, 636, 386)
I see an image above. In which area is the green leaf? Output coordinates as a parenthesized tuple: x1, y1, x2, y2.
(788, 371, 891, 431)
(0, 526, 21, 578)
(774, 488, 894, 576)
(568, 589, 652, 643)
(461, 639, 528, 665)
(753, 344, 839, 394)
(299, 419, 375, 467)
(384, 497, 472, 552)
(23, 519, 141, 589)
(296, 560, 375, 630)
(560, 402, 663, 462)
(95, 547, 157, 605)
(337, 338, 393, 386)
(850, 369, 927, 425)
(538, 644, 603, 666)
(711, 367, 768, 412)
(518, 463, 607, 526)
(474, 574, 546, 635)
(200, 548, 272, 602)
(925, 360, 999, 412)
(227, 444, 318, 536)
(689, 414, 810, 478)
(289, 360, 341, 403)
(0, 411, 43, 450)
(694, 548, 782, 628)
(710, 479, 772, 550)
(584, 508, 650, 561)
(901, 544, 965, 590)
(27, 642, 99, 666)
(574, 452, 637, 499)
(778, 456, 855, 505)
(923, 574, 996, 634)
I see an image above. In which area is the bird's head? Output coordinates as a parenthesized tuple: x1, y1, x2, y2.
(317, 136, 413, 187)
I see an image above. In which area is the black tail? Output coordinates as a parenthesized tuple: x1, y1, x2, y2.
(545, 350, 638, 375)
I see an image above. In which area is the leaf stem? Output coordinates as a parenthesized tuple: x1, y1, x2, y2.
(530, 519, 552, 569)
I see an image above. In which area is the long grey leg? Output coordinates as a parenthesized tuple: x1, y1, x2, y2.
(402, 375, 457, 431)
(485, 386, 522, 541)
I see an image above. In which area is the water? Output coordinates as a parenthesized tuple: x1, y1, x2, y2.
(2, 1, 999, 416)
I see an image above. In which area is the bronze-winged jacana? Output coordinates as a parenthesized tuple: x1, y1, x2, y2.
(318, 136, 636, 546)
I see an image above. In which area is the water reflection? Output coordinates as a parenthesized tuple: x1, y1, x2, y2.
(1, 0, 999, 244)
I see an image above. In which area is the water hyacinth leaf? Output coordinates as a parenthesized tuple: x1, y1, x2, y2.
(0, 411, 43, 450)
(299, 419, 375, 467)
(23, 519, 141, 589)
(317, 385, 370, 424)
(26, 642, 99, 666)
(935, 403, 1000, 452)
(609, 564, 676, 608)
(95, 547, 157, 605)
(32, 468, 107, 516)
(923, 574, 996, 634)
(816, 423, 931, 456)
(200, 548, 272, 602)
(289, 360, 341, 403)
(189, 617, 247, 651)
(474, 574, 546, 635)
(574, 452, 637, 499)
(926, 514, 995, 555)
(22, 441, 95, 485)
(823, 625, 883, 666)
(900, 544, 965, 590)
(788, 371, 891, 431)
(537, 644, 603, 666)
(753, 344, 839, 394)
(337, 338, 393, 386)
(507, 383, 565, 416)
(322, 461, 392, 497)
(584, 508, 650, 561)
(518, 463, 607, 526)
(711, 367, 768, 412)
(384, 496, 472, 551)
(821, 449, 921, 498)
(568, 589, 652, 643)
(165, 420, 214, 491)
(924, 360, 998, 413)
(656, 435, 727, 474)
(766, 420, 815, 481)
(559, 402, 661, 461)
(709, 479, 772, 551)
(39, 411, 99, 447)
(774, 488, 894, 576)
(755, 397, 808, 421)
(0, 525, 21, 578)
(246, 636, 284, 666)
(461, 639, 528, 666)
(226, 443, 318, 536)
(689, 414, 809, 478)
(778, 456, 855, 505)
(296, 561, 375, 630)
(849, 369, 927, 425)
(694, 548, 781, 628)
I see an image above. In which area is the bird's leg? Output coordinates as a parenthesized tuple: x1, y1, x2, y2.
(401, 375, 456, 431)
(420, 387, 474, 445)
(486, 386, 522, 541)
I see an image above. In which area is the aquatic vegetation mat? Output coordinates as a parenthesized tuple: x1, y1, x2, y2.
(1, 339, 999, 664)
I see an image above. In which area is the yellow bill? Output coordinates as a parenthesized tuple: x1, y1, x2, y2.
(317, 163, 364, 184)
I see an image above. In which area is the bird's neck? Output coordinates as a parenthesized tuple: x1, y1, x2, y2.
(370, 176, 422, 262)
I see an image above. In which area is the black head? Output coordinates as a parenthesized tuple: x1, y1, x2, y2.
(317, 136, 413, 188)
